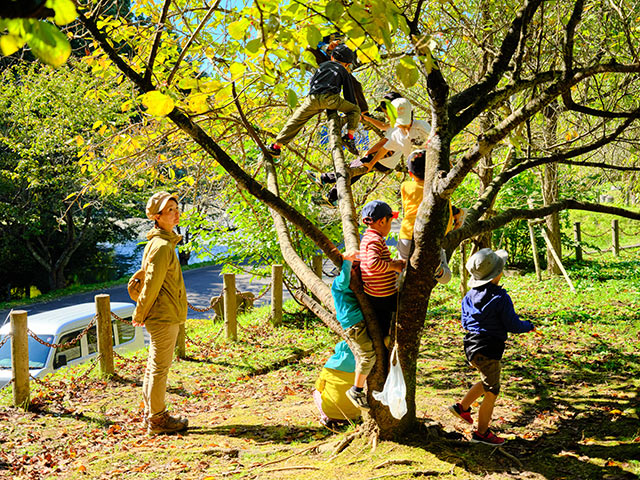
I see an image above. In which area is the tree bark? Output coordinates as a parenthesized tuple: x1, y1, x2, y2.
(542, 101, 562, 274)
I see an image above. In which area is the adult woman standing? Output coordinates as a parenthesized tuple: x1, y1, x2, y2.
(133, 192, 188, 435)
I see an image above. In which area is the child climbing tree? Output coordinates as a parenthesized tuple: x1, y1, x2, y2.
(45, 0, 640, 439)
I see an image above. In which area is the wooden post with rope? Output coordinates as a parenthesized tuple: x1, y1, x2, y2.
(10, 310, 29, 409)
(612, 219, 620, 257)
(574, 222, 582, 262)
(271, 264, 283, 327)
(95, 294, 115, 376)
(223, 273, 237, 341)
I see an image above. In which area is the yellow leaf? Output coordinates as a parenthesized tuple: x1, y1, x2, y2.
(230, 62, 246, 79)
(0, 34, 25, 56)
(121, 100, 133, 112)
(47, 0, 78, 26)
(140, 91, 175, 117)
(75, 135, 84, 146)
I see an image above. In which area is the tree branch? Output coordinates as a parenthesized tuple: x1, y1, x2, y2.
(144, 0, 172, 87)
(562, 0, 584, 78)
(445, 62, 640, 197)
(166, 0, 220, 87)
(79, 12, 343, 267)
(447, 0, 543, 115)
(446, 200, 640, 250)
(461, 110, 640, 224)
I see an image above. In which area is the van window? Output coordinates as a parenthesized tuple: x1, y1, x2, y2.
(0, 335, 54, 369)
(116, 317, 135, 344)
(55, 331, 83, 365)
(86, 325, 116, 354)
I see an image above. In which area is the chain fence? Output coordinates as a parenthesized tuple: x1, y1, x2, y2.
(0, 333, 11, 350)
(618, 225, 640, 237)
(27, 315, 96, 349)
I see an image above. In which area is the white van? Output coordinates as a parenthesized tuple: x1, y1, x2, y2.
(0, 302, 144, 389)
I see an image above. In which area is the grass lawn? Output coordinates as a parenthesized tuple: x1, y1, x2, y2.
(1, 251, 638, 479)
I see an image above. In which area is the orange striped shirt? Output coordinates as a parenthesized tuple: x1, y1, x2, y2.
(360, 228, 397, 297)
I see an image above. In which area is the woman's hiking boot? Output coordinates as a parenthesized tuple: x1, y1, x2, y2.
(147, 411, 188, 435)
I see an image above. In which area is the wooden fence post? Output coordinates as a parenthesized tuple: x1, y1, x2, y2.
(175, 324, 186, 358)
(95, 294, 114, 376)
(528, 221, 543, 281)
(574, 222, 582, 262)
(612, 219, 620, 257)
(223, 273, 237, 341)
(312, 255, 323, 278)
(10, 310, 29, 409)
(271, 264, 283, 327)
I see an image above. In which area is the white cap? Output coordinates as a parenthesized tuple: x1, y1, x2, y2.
(391, 98, 413, 126)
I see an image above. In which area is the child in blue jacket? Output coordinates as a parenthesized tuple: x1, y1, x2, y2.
(332, 250, 376, 410)
(449, 248, 534, 445)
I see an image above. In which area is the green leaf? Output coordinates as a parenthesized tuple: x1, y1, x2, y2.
(177, 78, 199, 89)
(26, 21, 71, 67)
(245, 38, 262, 55)
(140, 90, 175, 117)
(286, 88, 298, 109)
(46, 0, 77, 26)
(325, 1, 344, 21)
(396, 56, 419, 88)
(306, 26, 322, 49)
(0, 34, 25, 56)
(358, 42, 379, 64)
(228, 19, 249, 40)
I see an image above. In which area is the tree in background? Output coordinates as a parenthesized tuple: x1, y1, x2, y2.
(51, 0, 640, 438)
(0, 61, 137, 296)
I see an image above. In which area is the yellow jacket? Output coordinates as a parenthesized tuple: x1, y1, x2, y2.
(133, 228, 187, 325)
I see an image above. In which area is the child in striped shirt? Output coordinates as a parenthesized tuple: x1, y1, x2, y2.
(360, 200, 406, 341)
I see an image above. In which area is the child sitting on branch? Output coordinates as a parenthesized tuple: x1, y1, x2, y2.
(267, 44, 360, 158)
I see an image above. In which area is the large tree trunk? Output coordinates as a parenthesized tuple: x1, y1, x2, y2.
(542, 102, 562, 274)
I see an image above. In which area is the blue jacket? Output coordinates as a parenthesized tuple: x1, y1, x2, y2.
(332, 260, 364, 330)
(461, 283, 533, 341)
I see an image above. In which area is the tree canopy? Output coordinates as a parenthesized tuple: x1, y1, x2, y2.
(6, 0, 640, 436)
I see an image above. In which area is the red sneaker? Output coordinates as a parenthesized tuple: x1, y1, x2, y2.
(448, 403, 473, 425)
(471, 429, 505, 445)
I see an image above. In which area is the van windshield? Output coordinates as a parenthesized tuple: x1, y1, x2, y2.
(0, 335, 54, 369)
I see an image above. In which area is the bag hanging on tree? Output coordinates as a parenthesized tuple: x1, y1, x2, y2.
(127, 269, 145, 302)
(372, 344, 407, 420)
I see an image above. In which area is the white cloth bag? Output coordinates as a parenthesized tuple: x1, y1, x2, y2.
(372, 344, 407, 420)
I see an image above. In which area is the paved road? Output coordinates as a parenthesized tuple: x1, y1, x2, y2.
(0, 264, 293, 323)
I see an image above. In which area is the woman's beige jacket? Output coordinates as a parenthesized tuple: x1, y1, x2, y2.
(133, 227, 187, 325)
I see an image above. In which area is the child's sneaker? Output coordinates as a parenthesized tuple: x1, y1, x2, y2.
(266, 143, 281, 157)
(448, 403, 473, 424)
(346, 387, 370, 411)
(470, 429, 505, 445)
(341, 134, 359, 155)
